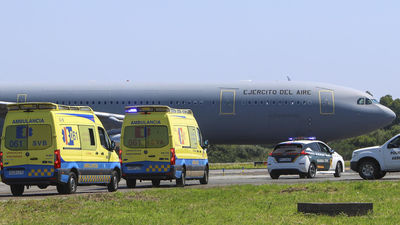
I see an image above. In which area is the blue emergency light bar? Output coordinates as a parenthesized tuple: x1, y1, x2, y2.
(125, 107, 138, 113)
(288, 137, 317, 141)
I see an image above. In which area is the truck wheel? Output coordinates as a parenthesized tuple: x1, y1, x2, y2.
(64, 172, 77, 194)
(334, 162, 342, 177)
(358, 160, 379, 180)
(176, 168, 186, 187)
(10, 184, 24, 196)
(152, 179, 161, 187)
(270, 172, 280, 179)
(126, 179, 136, 188)
(199, 167, 209, 184)
(307, 163, 316, 178)
(376, 171, 387, 179)
(107, 171, 119, 192)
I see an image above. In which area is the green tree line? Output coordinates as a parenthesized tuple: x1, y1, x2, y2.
(208, 95, 400, 162)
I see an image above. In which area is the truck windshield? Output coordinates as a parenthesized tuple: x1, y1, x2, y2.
(5, 125, 52, 150)
(273, 144, 303, 154)
(123, 125, 169, 148)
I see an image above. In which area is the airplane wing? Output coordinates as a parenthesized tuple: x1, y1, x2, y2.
(0, 101, 15, 117)
(94, 111, 125, 131)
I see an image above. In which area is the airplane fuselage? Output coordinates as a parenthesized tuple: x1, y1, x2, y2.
(0, 81, 395, 144)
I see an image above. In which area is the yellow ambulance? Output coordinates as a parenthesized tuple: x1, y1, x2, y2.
(0, 103, 121, 196)
(120, 106, 209, 187)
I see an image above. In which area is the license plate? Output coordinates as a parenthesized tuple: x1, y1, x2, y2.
(279, 158, 292, 162)
(9, 170, 24, 175)
(127, 166, 141, 171)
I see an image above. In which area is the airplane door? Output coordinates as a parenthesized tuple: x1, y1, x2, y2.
(219, 89, 236, 115)
(17, 94, 27, 103)
(319, 90, 335, 115)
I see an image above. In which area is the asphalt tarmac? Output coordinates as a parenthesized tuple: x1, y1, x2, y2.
(0, 169, 399, 200)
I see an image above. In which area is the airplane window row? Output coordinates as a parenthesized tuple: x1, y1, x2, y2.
(54, 100, 206, 106)
(357, 98, 375, 105)
(241, 100, 312, 106)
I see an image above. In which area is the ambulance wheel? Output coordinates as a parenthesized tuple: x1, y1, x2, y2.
(151, 179, 161, 187)
(176, 168, 186, 187)
(64, 172, 77, 194)
(107, 171, 119, 192)
(199, 167, 209, 184)
(56, 184, 66, 194)
(10, 184, 24, 196)
(334, 162, 342, 177)
(307, 163, 316, 178)
(126, 179, 136, 188)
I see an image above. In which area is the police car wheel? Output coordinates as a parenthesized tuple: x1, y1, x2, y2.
(376, 171, 387, 179)
(152, 179, 161, 187)
(307, 163, 316, 178)
(10, 184, 24, 196)
(334, 162, 342, 177)
(107, 171, 119, 192)
(65, 172, 77, 194)
(299, 173, 307, 179)
(126, 179, 136, 188)
(199, 167, 209, 184)
(176, 168, 186, 187)
(359, 160, 379, 180)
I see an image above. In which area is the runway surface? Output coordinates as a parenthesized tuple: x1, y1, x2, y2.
(0, 169, 399, 200)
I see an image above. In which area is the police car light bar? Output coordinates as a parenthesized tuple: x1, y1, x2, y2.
(125, 107, 138, 113)
(288, 137, 317, 141)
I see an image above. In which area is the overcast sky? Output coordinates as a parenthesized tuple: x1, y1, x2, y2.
(1, 1, 399, 99)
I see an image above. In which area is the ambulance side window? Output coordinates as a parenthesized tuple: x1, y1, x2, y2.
(197, 128, 203, 147)
(188, 126, 198, 148)
(98, 127, 110, 150)
(79, 125, 96, 150)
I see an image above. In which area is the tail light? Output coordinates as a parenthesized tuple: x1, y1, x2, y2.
(268, 152, 273, 156)
(170, 148, 176, 165)
(300, 150, 309, 155)
(0, 152, 3, 169)
(118, 149, 123, 164)
(54, 150, 61, 169)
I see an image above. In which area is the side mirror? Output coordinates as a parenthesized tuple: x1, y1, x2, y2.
(329, 149, 335, 154)
(202, 140, 209, 149)
(109, 141, 116, 151)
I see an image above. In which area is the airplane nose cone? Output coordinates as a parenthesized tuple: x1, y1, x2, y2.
(381, 105, 396, 125)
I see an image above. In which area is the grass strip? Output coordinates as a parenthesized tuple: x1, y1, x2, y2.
(0, 181, 396, 224)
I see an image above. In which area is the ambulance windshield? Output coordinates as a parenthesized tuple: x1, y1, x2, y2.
(124, 125, 169, 148)
(5, 125, 52, 150)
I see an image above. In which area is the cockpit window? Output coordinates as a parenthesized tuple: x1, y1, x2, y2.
(358, 98, 376, 105)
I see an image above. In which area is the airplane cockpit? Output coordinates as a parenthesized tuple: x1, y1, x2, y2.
(357, 98, 379, 105)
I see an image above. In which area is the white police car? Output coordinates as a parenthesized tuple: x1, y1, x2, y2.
(350, 134, 400, 180)
(267, 138, 345, 179)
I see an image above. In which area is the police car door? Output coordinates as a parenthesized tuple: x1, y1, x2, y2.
(383, 135, 400, 170)
(317, 142, 332, 171)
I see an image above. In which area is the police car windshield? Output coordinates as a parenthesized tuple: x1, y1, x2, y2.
(5, 125, 52, 150)
(273, 144, 303, 154)
(123, 125, 169, 148)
